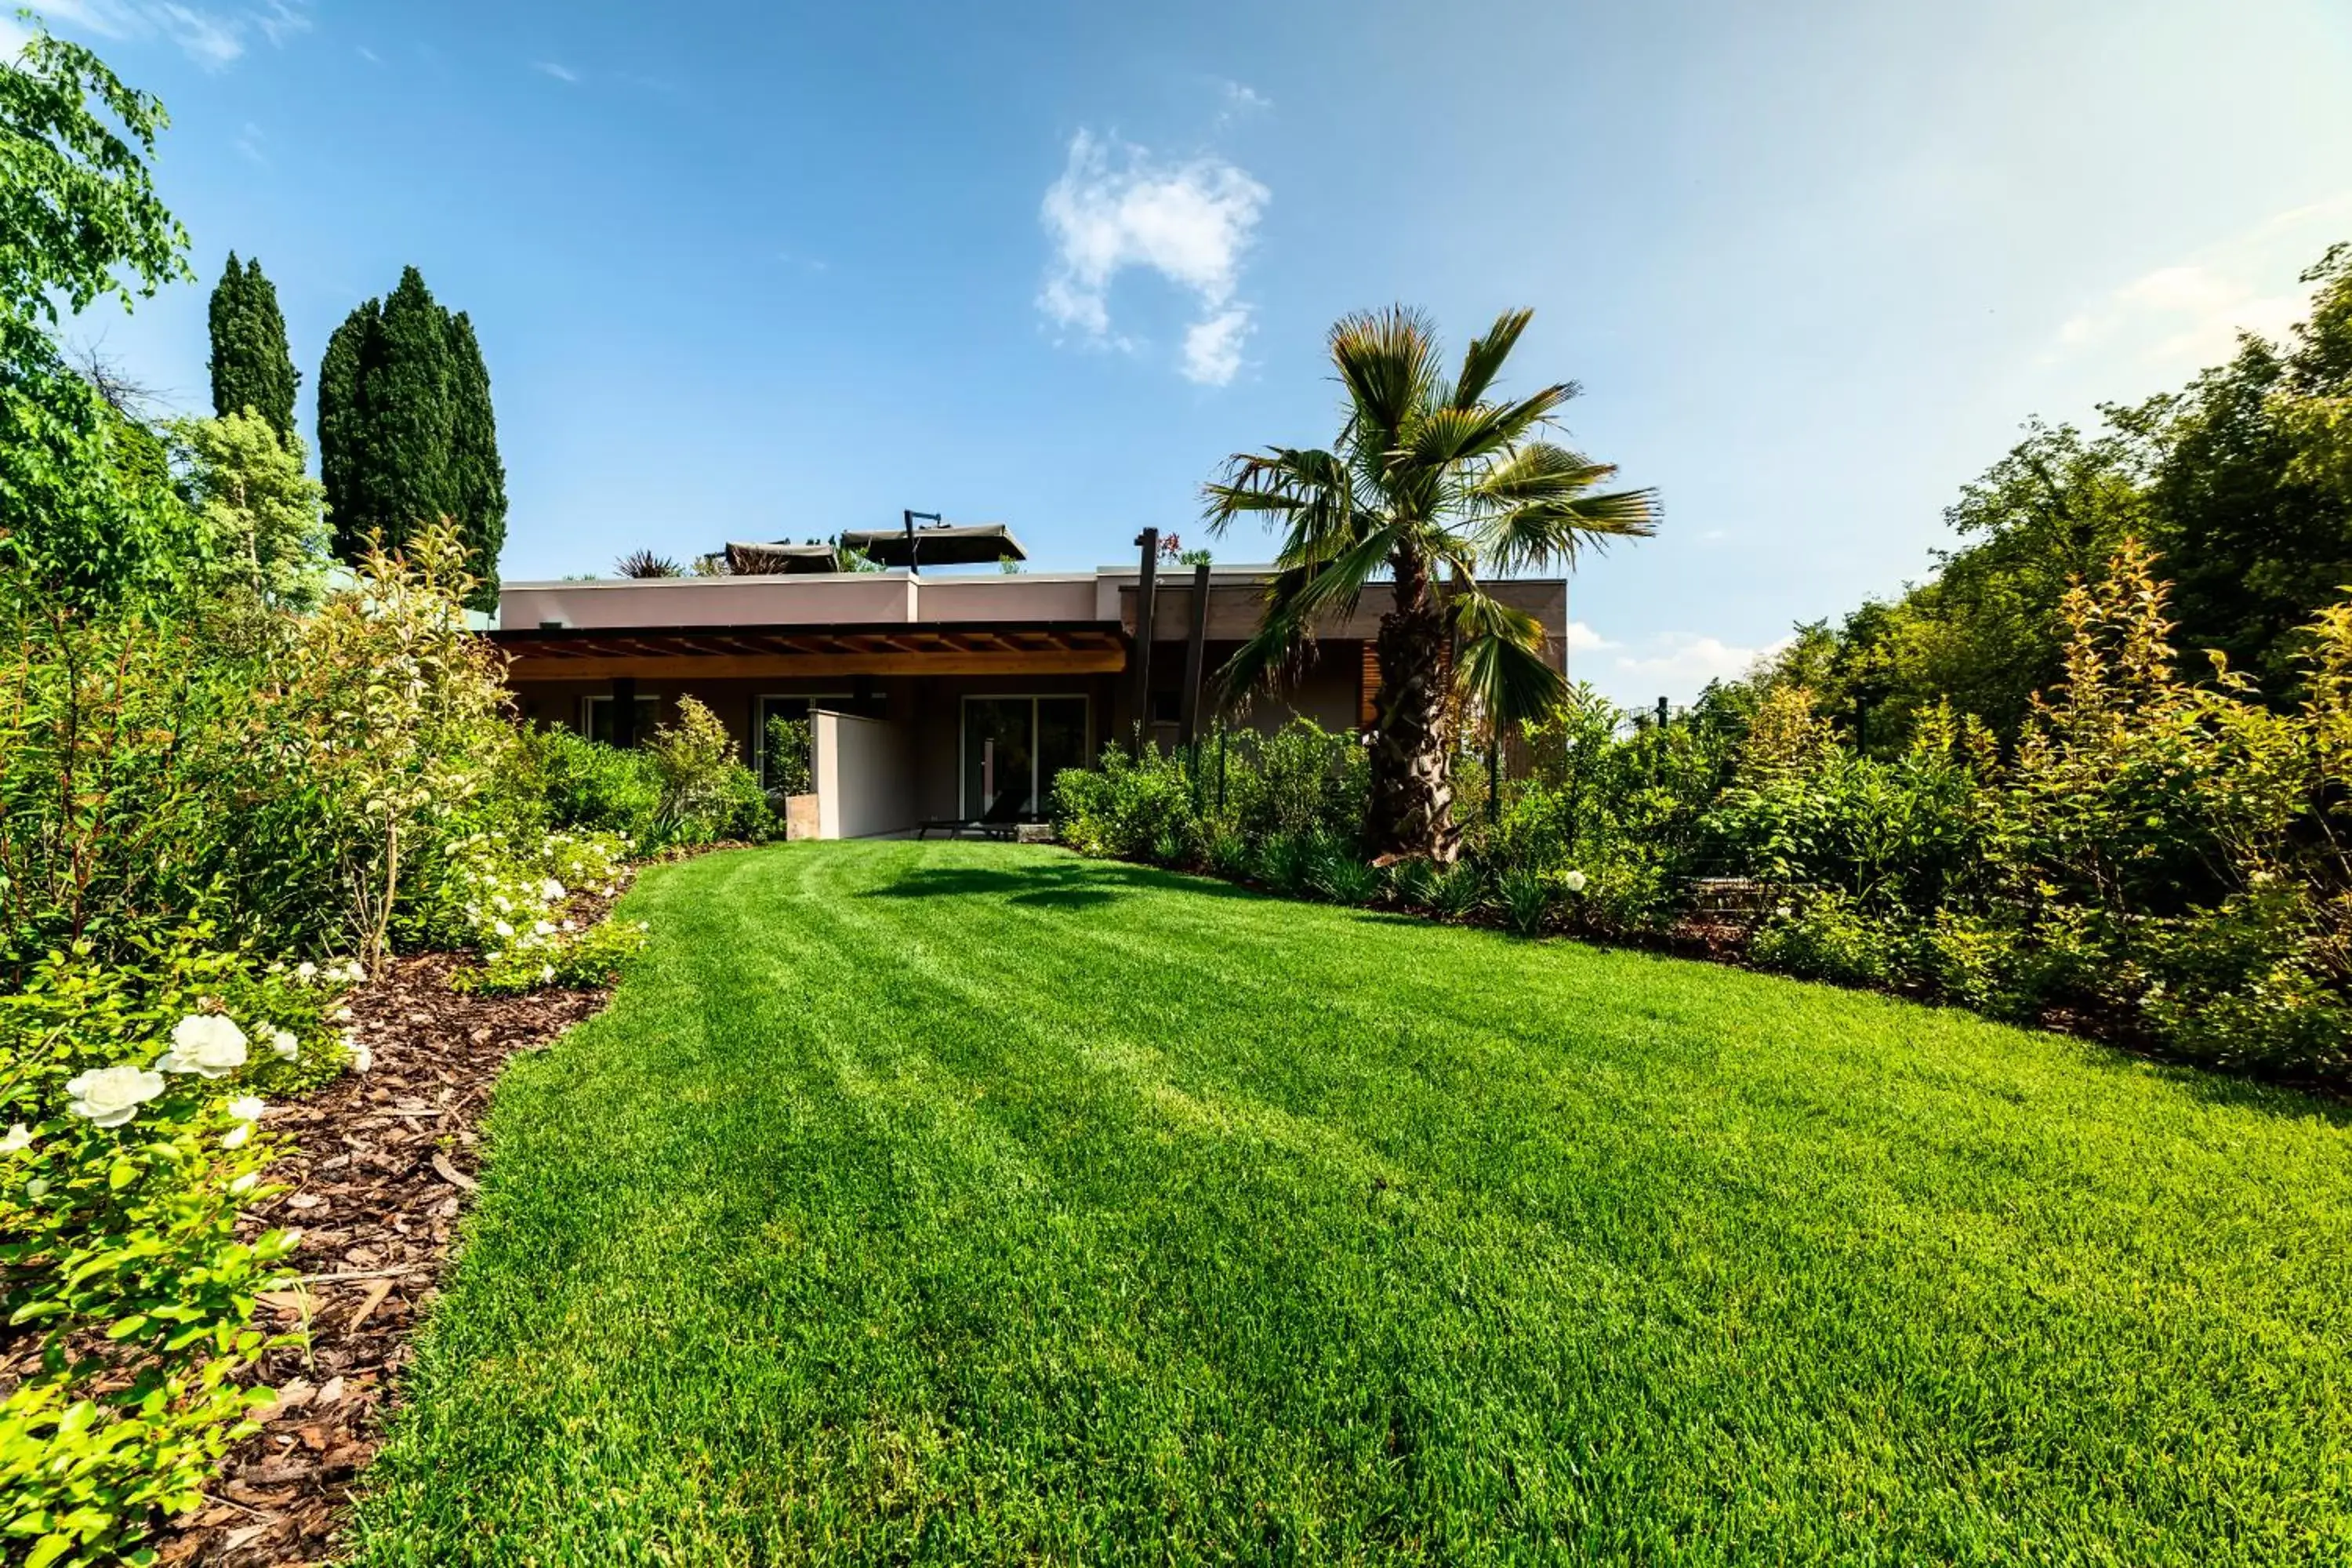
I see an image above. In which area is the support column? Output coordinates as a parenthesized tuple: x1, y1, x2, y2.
(1128, 528, 1160, 756)
(1177, 561, 1211, 751)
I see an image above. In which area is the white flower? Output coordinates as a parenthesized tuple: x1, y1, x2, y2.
(229, 1171, 259, 1196)
(534, 920, 556, 937)
(295, 961, 318, 982)
(332, 1006, 354, 1022)
(350, 1041, 374, 1073)
(222, 1122, 251, 1149)
(1, 1123, 31, 1154)
(493, 920, 514, 938)
(269, 1028, 299, 1062)
(541, 879, 567, 903)
(227, 1096, 267, 1121)
(540, 964, 556, 982)
(65, 1065, 166, 1127)
(1562, 870, 1588, 895)
(156, 1015, 249, 1079)
(561, 920, 576, 932)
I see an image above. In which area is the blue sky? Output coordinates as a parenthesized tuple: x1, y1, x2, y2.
(14, 0, 2352, 704)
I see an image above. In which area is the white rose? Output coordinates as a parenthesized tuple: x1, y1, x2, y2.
(1562, 870, 1588, 894)
(540, 964, 555, 982)
(493, 920, 514, 938)
(227, 1096, 267, 1121)
(295, 961, 318, 982)
(1, 1123, 31, 1154)
(269, 1028, 299, 1062)
(534, 920, 555, 937)
(156, 1015, 249, 1079)
(541, 879, 567, 903)
(229, 1171, 259, 1196)
(65, 1065, 167, 1127)
(350, 1042, 374, 1073)
(223, 1122, 252, 1149)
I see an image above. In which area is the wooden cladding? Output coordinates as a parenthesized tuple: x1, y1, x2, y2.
(490, 619, 1128, 683)
(503, 648, 1125, 681)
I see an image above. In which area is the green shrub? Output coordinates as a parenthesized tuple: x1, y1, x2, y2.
(1748, 892, 1904, 989)
(1305, 844, 1381, 906)
(1497, 867, 1551, 935)
(644, 697, 772, 848)
(1428, 862, 1488, 921)
(761, 716, 812, 798)
(1053, 746, 1202, 863)
(506, 725, 662, 843)
(0, 940, 350, 1567)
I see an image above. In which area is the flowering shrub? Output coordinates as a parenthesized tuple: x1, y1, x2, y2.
(423, 827, 647, 995)
(643, 697, 771, 848)
(0, 941, 350, 1567)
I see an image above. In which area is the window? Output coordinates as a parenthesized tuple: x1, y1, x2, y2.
(754, 694, 845, 794)
(961, 695, 1089, 820)
(583, 694, 661, 747)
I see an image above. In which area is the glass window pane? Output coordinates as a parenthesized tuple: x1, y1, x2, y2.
(1036, 699, 1090, 812)
(586, 695, 660, 747)
(963, 699, 1036, 820)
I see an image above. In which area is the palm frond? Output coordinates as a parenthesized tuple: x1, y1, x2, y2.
(1281, 522, 1399, 625)
(1452, 594, 1566, 728)
(1203, 447, 1354, 534)
(1329, 307, 1442, 444)
(1450, 307, 1536, 410)
(1469, 442, 1618, 505)
(1481, 492, 1661, 573)
(1403, 384, 1576, 471)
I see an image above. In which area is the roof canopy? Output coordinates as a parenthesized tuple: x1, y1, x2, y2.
(840, 522, 1027, 568)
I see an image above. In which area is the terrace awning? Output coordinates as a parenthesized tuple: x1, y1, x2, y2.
(490, 619, 1127, 681)
(839, 522, 1027, 568)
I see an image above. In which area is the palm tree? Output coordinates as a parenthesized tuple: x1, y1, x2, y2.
(1204, 307, 1659, 862)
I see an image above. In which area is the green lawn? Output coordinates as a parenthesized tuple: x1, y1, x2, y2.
(350, 841, 2352, 1565)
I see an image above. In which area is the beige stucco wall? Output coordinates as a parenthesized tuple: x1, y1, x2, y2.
(814, 711, 919, 839)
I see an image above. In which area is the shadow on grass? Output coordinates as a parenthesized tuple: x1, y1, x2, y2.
(862, 856, 1269, 909)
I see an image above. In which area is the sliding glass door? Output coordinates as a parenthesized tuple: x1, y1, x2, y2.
(961, 696, 1088, 821)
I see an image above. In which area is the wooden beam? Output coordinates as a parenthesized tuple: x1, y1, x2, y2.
(1129, 529, 1160, 756)
(504, 648, 1128, 681)
(1178, 561, 1211, 749)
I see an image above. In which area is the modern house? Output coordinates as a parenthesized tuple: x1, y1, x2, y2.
(490, 527, 1570, 838)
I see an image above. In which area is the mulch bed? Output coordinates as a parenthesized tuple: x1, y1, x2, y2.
(156, 947, 618, 1566)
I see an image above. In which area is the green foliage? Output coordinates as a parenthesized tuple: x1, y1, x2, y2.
(315, 268, 506, 604)
(1203, 306, 1658, 858)
(761, 715, 812, 797)
(205, 252, 296, 440)
(0, 941, 350, 1566)
(644, 696, 771, 847)
(168, 411, 328, 611)
(505, 725, 662, 843)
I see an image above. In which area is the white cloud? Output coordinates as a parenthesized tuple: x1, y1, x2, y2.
(1563, 620, 1616, 653)
(234, 120, 266, 165)
(1182, 308, 1251, 387)
(1038, 129, 1269, 387)
(28, 0, 307, 69)
(355, 44, 379, 64)
(1216, 80, 1272, 125)
(532, 60, 579, 83)
(1612, 633, 1787, 687)
(2049, 192, 2352, 372)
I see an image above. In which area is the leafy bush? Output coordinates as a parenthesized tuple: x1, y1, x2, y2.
(1748, 892, 1903, 989)
(1497, 867, 1551, 935)
(643, 697, 771, 848)
(761, 716, 812, 798)
(0, 941, 351, 1567)
(504, 725, 662, 844)
(1053, 746, 1203, 863)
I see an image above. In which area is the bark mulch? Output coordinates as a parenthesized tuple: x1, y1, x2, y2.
(156, 951, 616, 1567)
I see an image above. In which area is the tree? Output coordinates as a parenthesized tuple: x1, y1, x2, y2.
(0, 23, 198, 605)
(205, 252, 296, 438)
(615, 549, 682, 578)
(317, 267, 506, 608)
(444, 310, 506, 610)
(171, 410, 329, 609)
(1204, 307, 1659, 861)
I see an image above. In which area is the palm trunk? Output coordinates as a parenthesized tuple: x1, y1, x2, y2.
(1367, 547, 1458, 863)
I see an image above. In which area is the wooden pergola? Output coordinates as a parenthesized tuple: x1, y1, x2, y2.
(489, 619, 1130, 681)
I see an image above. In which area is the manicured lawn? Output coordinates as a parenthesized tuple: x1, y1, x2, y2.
(350, 842, 2352, 1565)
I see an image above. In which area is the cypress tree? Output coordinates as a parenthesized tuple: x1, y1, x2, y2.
(206, 252, 299, 438)
(317, 300, 373, 561)
(314, 267, 505, 598)
(445, 310, 507, 609)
